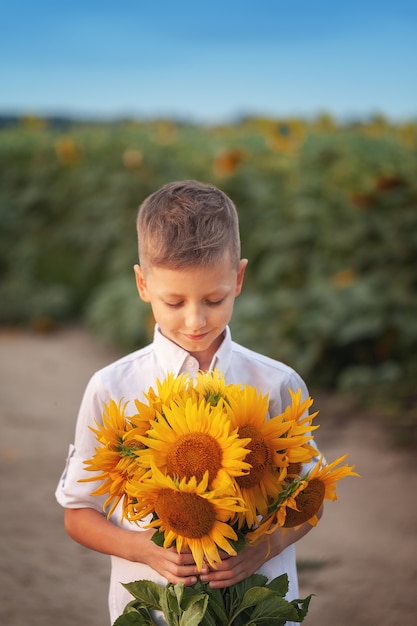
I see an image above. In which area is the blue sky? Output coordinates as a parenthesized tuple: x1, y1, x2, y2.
(1, 0, 416, 122)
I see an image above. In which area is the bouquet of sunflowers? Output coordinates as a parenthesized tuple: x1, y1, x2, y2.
(82, 369, 358, 625)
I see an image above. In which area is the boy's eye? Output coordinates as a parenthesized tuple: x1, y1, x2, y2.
(165, 299, 224, 308)
(206, 299, 224, 306)
(166, 301, 183, 308)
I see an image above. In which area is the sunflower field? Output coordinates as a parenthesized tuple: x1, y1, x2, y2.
(1, 114, 416, 427)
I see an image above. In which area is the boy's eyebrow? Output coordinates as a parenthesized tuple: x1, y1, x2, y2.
(162, 287, 230, 298)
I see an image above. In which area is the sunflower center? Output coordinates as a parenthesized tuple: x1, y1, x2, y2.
(166, 432, 222, 483)
(286, 462, 302, 481)
(284, 478, 325, 528)
(236, 424, 271, 489)
(155, 489, 216, 538)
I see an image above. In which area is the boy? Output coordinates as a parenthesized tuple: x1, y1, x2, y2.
(56, 180, 321, 625)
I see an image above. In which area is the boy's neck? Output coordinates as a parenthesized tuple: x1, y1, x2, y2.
(189, 330, 226, 372)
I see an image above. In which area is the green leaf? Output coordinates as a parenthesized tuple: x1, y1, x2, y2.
(158, 583, 209, 626)
(228, 587, 302, 625)
(199, 585, 228, 624)
(173, 582, 185, 607)
(291, 594, 314, 620)
(265, 573, 289, 596)
(220, 574, 270, 621)
(250, 592, 299, 622)
(173, 582, 209, 626)
(178, 595, 208, 626)
(113, 605, 157, 625)
(199, 610, 219, 626)
(239, 587, 276, 612)
(160, 586, 180, 626)
(122, 580, 162, 610)
(151, 529, 168, 548)
(122, 600, 153, 616)
(228, 574, 268, 601)
(227, 527, 248, 554)
(181, 591, 208, 614)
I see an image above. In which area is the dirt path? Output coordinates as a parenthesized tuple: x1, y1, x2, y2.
(0, 327, 416, 626)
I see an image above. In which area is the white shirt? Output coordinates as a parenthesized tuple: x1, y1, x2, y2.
(56, 325, 319, 625)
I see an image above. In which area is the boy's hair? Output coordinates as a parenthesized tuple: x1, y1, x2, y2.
(137, 180, 241, 271)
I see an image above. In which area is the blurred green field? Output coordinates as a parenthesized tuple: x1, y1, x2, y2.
(1, 114, 416, 439)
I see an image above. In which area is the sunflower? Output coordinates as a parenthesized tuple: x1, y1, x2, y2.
(222, 383, 305, 529)
(193, 368, 231, 407)
(134, 395, 251, 490)
(194, 373, 316, 524)
(140, 372, 190, 416)
(246, 479, 308, 546)
(80, 399, 149, 518)
(247, 454, 359, 544)
(127, 464, 246, 571)
(282, 454, 359, 528)
(305, 454, 360, 502)
(280, 388, 320, 465)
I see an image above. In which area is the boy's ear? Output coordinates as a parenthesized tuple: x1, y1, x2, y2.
(134, 264, 151, 302)
(235, 259, 248, 296)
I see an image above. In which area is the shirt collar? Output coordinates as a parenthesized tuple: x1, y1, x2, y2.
(211, 326, 233, 372)
(152, 324, 233, 375)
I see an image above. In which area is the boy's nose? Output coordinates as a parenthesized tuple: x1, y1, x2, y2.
(185, 307, 206, 331)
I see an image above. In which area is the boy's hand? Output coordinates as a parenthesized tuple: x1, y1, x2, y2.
(137, 529, 209, 586)
(198, 513, 322, 588)
(198, 541, 271, 588)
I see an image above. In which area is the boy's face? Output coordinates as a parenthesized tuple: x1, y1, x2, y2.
(134, 255, 247, 368)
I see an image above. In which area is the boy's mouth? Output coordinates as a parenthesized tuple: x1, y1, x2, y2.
(183, 332, 209, 341)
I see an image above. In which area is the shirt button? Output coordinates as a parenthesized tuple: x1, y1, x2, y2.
(186, 358, 196, 368)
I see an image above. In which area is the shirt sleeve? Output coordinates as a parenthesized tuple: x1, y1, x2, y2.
(55, 373, 108, 512)
(279, 369, 323, 474)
